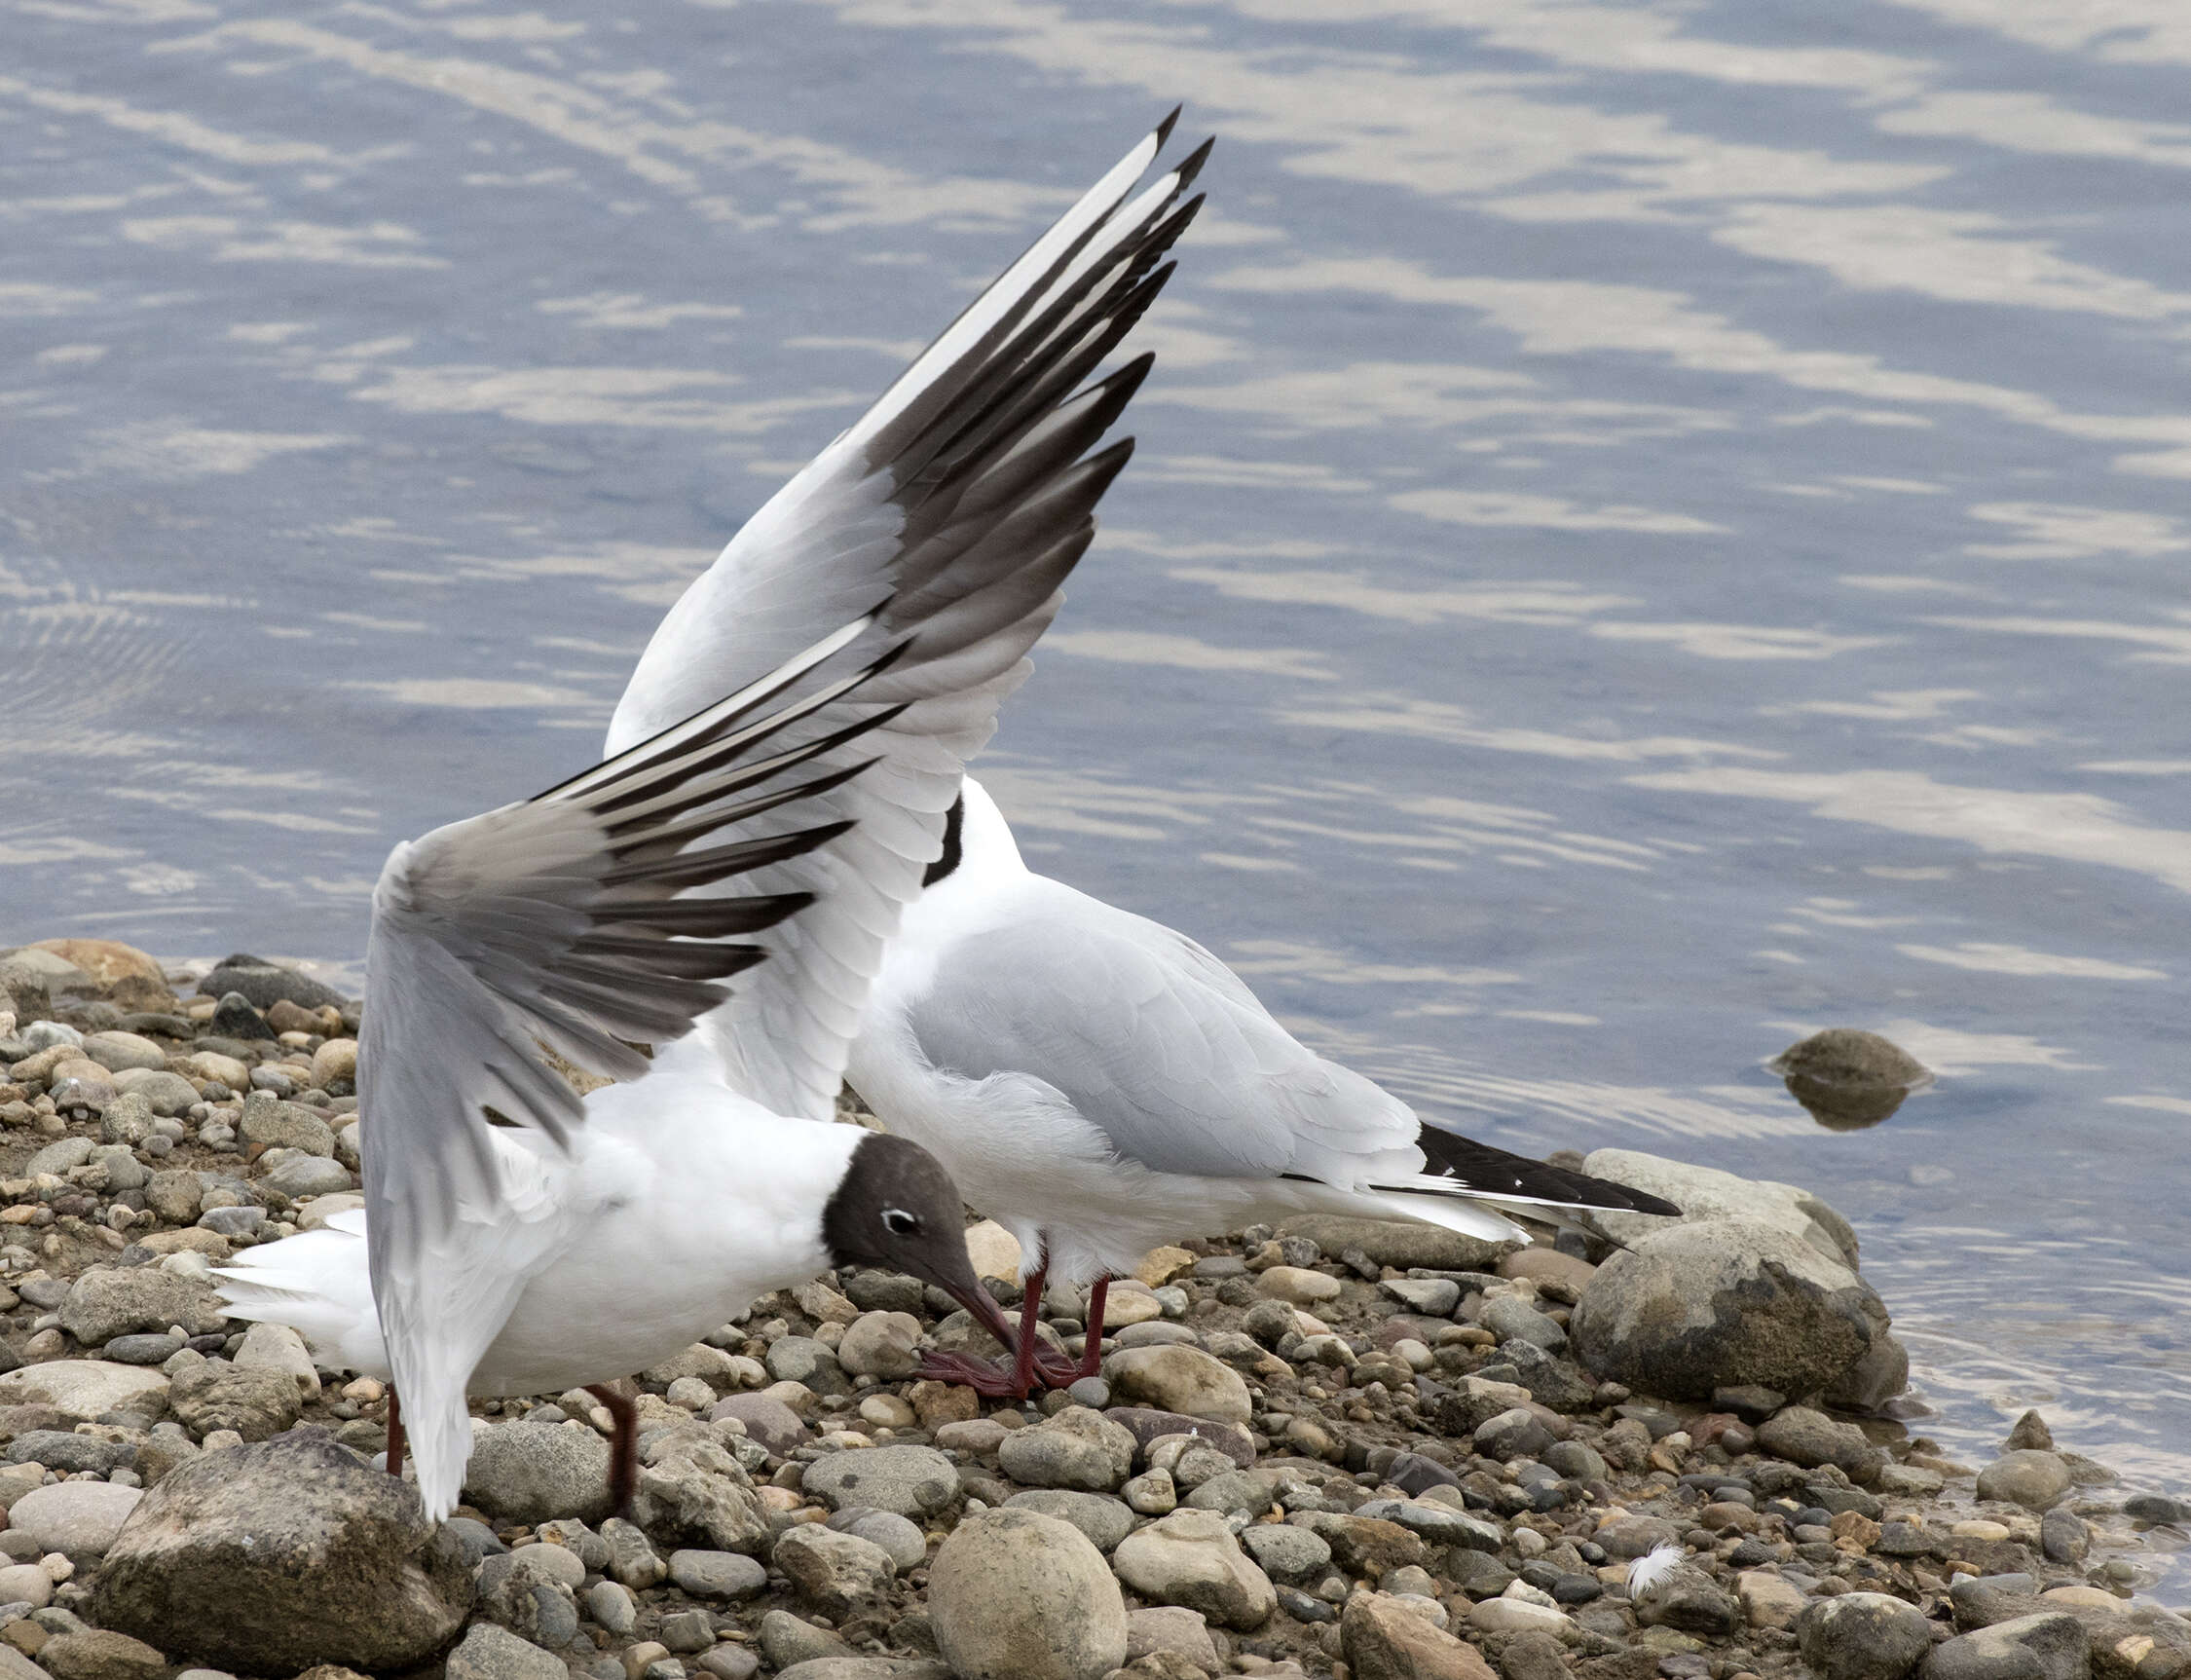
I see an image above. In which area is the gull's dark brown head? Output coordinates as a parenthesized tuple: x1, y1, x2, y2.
(820, 1132, 1021, 1347)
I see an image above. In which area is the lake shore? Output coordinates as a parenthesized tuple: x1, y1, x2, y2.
(0, 935, 2182, 1680)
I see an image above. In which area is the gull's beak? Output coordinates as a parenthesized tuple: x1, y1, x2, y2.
(945, 1279, 1024, 1354)
(922, 1237, 1025, 1354)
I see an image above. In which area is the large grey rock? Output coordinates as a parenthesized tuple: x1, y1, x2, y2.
(1277, 1213, 1512, 1271)
(772, 1523, 897, 1618)
(928, 1508, 1126, 1680)
(1004, 1489, 1136, 1553)
(477, 1553, 579, 1650)
(764, 1335, 848, 1395)
(1757, 1406, 1887, 1485)
(1241, 1522, 1332, 1582)
(1827, 1328, 1912, 1410)
(238, 1093, 335, 1157)
(801, 1445, 957, 1518)
(1976, 1451, 2072, 1512)
(827, 1507, 926, 1571)
(1479, 1295, 1567, 1353)
(1181, 1467, 1278, 1516)
(669, 1548, 768, 1599)
(234, 1321, 319, 1398)
(167, 1362, 301, 1440)
(1798, 1590, 1937, 1680)
(632, 1427, 770, 1554)
(109, 1068, 199, 1117)
(1925, 1613, 2089, 1680)
(258, 1155, 356, 1200)
(1580, 1147, 1859, 1263)
(708, 1392, 808, 1454)
(93, 1429, 473, 1671)
(464, 1420, 613, 1524)
(6, 1481, 141, 1557)
(62, 1266, 227, 1346)
(1343, 1591, 1492, 1680)
(442, 1623, 565, 1680)
(760, 1609, 854, 1671)
(1102, 1407, 1256, 1467)
(998, 1405, 1135, 1492)
(1110, 1507, 1278, 1630)
(1352, 1498, 1504, 1554)
(79, 1031, 166, 1073)
(1126, 1606, 1221, 1671)
(1634, 1561, 1740, 1636)
(1570, 1217, 1888, 1401)
(25, 1137, 94, 1176)
(1101, 1345, 1252, 1425)
(33, 1630, 167, 1680)
(88, 1142, 147, 1193)
(196, 959, 348, 1013)
(834, 1311, 922, 1379)
(94, 1094, 156, 1149)
(1291, 1510, 1430, 1578)
(6, 1429, 134, 1474)
(0, 1361, 167, 1423)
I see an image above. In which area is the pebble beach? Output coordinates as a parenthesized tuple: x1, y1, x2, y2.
(0, 936, 2182, 1680)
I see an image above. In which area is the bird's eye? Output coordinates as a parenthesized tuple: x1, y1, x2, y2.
(882, 1208, 919, 1236)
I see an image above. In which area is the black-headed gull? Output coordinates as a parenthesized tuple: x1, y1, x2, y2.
(219, 625, 1027, 1516)
(604, 119, 1677, 1399)
(846, 779, 1679, 1395)
(217, 115, 1203, 1512)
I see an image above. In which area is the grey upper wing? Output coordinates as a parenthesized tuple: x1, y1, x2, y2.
(905, 889, 1422, 1182)
(604, 115, 1208, 1123)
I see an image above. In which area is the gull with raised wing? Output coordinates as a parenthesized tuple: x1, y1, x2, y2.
(217, 113, 1209, 1510)
(604, 118, 1679, 1399)
(217, 624, 1030, 1517)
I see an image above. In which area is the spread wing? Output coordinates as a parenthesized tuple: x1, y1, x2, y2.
(605, 112, 1207, 1122)
(360, 616, 897, 1516)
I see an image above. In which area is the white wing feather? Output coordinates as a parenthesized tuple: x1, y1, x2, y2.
(606, 114, 1207, 1122)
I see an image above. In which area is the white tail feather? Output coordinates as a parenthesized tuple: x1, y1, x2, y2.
(214, 1222, 389, 1382)
(1362, 1184, 1532, 1247)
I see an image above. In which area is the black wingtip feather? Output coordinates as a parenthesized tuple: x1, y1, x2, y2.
(1415, 1124, 1684, 1216)
(1171, 135, 1215, 195)
(1155, 106, 1182, 148)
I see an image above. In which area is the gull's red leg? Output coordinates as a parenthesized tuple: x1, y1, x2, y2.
(386, 1388, 406, 1480)
(585, 1383, 640, 1515)
(1008, 1254, 1050, 1399)
(1072, 1276, 1111, 1382)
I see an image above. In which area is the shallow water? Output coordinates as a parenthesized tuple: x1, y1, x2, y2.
(5, 0, 2188, 1581)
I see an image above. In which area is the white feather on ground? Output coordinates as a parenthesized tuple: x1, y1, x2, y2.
(1625, 1541, 1687, 1598)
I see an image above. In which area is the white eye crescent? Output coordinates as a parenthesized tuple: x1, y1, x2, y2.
(882, 1208, 918, 1236)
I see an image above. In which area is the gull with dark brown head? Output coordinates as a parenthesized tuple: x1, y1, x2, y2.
(213, 114, 1203, 1511)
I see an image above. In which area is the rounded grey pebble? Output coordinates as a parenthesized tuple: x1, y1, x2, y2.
(826, 1507, 926, 1571)
(584, 1581, 636, 1636)
(1003, 1489, 1136, 1553)
(101, 1334, 184, 1367)
(1065, 1376, 1110, 1408)
(667, 1549, 768, 1600)
(659, 1609, 717, 1655)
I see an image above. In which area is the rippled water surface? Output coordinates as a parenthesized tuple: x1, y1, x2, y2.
(6, 0, 2189, 1573)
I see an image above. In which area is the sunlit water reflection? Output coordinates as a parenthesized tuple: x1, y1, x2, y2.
(5, 0, 2187, 1587)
